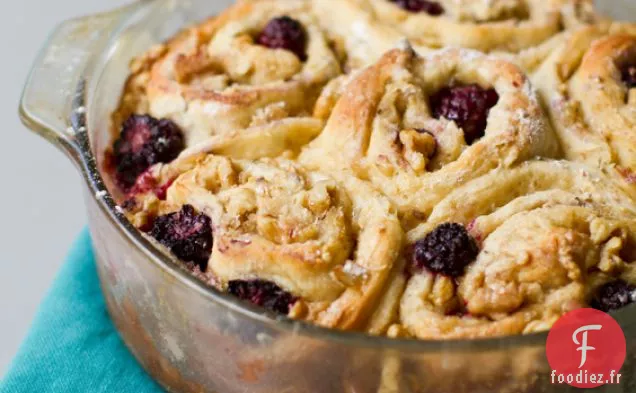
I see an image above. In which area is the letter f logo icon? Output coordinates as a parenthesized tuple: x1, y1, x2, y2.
(572, 325, 603, 368)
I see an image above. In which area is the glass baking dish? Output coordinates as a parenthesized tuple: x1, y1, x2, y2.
(19, 0, 636, 392)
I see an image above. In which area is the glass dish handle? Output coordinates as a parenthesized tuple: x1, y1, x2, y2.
(18, 1, 149, 166)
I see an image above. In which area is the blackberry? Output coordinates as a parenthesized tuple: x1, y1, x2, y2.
(591, 280, 636, 313)
(390, 0, 444, 15)
(228, 279, 298, 314)
(412, 223, 479, 277)
(113, 115, 184, 190)
(622, 65, 636, 89)
(149, 205, 213, 270)
(256, 16, 307, 61)
(430, 84, 499, 145)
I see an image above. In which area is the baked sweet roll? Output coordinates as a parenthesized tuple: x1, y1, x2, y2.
(531, 24, 636, 181)
(310, 0, 408, 71)
(110, 0, 346, 192)
(327, 0, 599, 53)
(125, 153, 404, 332)
(300, 45, 560, 226)
(397, 160, 636, 340)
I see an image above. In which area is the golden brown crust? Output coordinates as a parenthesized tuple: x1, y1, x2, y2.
(310, 0, 407, 69)
(532, 23, 636, 181)
(107, 0, 636, 343)
(126, 154, 404, 332)
(300, 46, 560, 226)
(113, 0, 344, 161)
(329, 0, 601, 53)
(398, 160, 636, 340)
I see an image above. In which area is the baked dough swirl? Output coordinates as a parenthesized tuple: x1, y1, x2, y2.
(398, 160, 636, 340)
(325, 0, 598, 53)
(300, 46, 560, 225)
(107, 0, 636, 344)
(532, 24, 636, 181)
(125, 153, 403, 332)
(114, 0, 344, 159)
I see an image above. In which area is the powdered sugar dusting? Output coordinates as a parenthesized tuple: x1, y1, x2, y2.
(395, 38, 413, 52)
(343, 260, 367, 277)
(458, 48, 485, 63)
(522, 79, 539, 105)
(424, 47, 485, 65)
(513, 107, 543, 138)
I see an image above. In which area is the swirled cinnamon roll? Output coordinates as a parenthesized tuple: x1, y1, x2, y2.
(300, 45, 560, 226)
(531, 23, 636, 182)
(398, 160, 636, 340)
(110, 0, 347, 191)
(125, 153, 404, 332)
(322, 0, 600, 53)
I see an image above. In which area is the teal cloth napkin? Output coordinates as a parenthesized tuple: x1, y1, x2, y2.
(0, 229, 163, 393)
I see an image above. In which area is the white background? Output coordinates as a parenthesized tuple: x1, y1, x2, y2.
(0, 0, 631, 378)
